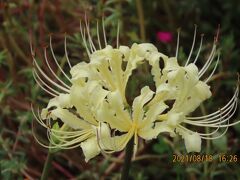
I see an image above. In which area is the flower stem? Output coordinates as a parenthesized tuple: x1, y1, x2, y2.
(162, 0, 175, 30)
(121, 137, 134, 180)
(136, 0, 146, 41)
(41, 150, 54, 180)
(200, 104, 210, 178)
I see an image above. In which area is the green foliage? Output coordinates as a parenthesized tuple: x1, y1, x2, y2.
(0, 80, 13, 103)
(0, 50, 7, 65)
(212, 133, 227, 152)
(153, 137, 171, 154)
(1, 157, 26, 179)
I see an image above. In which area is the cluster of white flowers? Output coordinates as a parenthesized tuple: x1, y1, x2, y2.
(32, 21, 239, 162)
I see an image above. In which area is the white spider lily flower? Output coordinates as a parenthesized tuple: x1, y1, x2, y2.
(155, 57, 212, 152)
(32, 18, 240, 162)
(31, 34, 111, 161)
(161, 27, 239, 152)
(30, 23, 112, 161)
(94, 26, 239, 154)
(71, 42, 167, 105)
(32, 80, 110, 162)
(96, 87, 170, 155)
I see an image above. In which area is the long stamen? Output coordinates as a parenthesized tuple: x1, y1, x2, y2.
(185, 25, 197, 66)
(49, 36, 71, 82)
(102, 17, 107, 47)
(46, 122, 91, 140)
(199, 109, 226, 137)
(64, 34, 72, 69)
(199, 50, 216, 78)
(80, 21, 91, 58)
(32, 129, 55, 149)
(187, 86, 238, 120)
(33, 70, 60, 96)
(48, 132, 91, 149)
(31, 109, 55, 149)
(32, 106, 94, 149)
(184, 100, 238, 127)
(188, 95, 236, 123)
(30, 43, 58, 96)
(116, 21, 120, 48)
(185, 99, 238, 127)
(186, 97, 237, 124)
(198, 41, 217, 78)
(96, 21, 102, 49)
(50, 130, 88, 140)
(31, 106, 48, 128)
(83, 13, 93, 53)
(178, 124, 220, 137)
(85, 15, 96, 52)
(36, 108, 91, 135)
(33, 57, 70, 93)
(202, 102, 236, 124)
(184, 101, 237, 124)
(204, 53, 220, 83)
(186, 87, 238, 125)
(201, 120, 229, 140)
(193, 34, 204, 64)
(179, 112, 228, 141)
(175, 28, 181, 58)
(44, 47, 71, 89)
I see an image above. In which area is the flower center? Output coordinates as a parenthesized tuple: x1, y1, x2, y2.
(131, 122, 139, 132)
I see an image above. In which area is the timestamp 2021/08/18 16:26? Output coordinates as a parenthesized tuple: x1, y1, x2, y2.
(172, 154, 239, 163)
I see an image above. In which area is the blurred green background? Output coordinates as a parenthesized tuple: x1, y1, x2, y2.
(0, 0, 240, 179)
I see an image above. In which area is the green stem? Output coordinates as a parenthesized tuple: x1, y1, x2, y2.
(136, 0, 146, 41)
(3, 8, 30, 66)
(41, 150, 54, 180)
(136, 0, 148, 74)
(121, 137, 134, 180)
(200, 104, 210, 178)
(162, 0, 175, 30)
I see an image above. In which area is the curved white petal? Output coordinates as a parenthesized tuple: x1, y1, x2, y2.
(147, 83, 173, 106)
(80, 137, 100, 162)
(167, 112, 184, 126)
(97, 123, 112, 150)
(184, 132, 202, 153)
(47, 93, 72, 109)
(138, 121, 175, 140)
(132, 86, 154, 123)
(51, 108, 92, 130)
(107, 91, 132, 126)
(41, 93, 71, 119)
(70, 81, 108, 125)
(97, 122, 135, 152)
(97, 100, 130, 132)
(177, 81, 211, 114)
(119, 46, 130, 61)
(139, 102, 168, 129)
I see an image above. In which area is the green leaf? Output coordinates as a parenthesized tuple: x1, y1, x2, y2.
(212, 133, 227, 152)
(0, 50, 7, 65)
(49, 122, 62, 153)
(233, 121, 240, 134)
(153, 137, 171, 154)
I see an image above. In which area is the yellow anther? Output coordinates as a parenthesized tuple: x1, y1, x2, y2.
(158, 114, 168, 121)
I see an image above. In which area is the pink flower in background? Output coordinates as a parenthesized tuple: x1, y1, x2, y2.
(156, 31, 173, 43)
